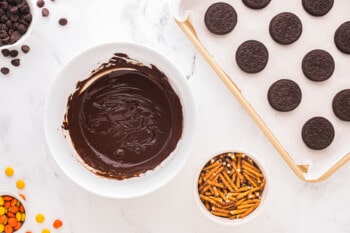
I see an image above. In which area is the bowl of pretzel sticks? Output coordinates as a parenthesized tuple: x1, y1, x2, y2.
(196, 148, 268, 224)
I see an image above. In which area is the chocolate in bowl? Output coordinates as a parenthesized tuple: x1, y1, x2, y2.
(63, 53, 183, 180)
(45, 43, 196, 198)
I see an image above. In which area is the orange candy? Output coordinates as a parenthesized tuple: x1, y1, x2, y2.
(4, 224, 13, 233)
(53, 219, 63, 229)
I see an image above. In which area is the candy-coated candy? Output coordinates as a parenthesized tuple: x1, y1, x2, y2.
(5, 167, 14, 177)
(0, 197, 4, 206)
(42, 228, 50, 233)
(16, 180, 26, 189)
(53, 219, 63, 229)
(0, 224, 4, 232)
(16, 212, 21, 222)
(36, 214, 45, 223)
(0, 206, 6, 215)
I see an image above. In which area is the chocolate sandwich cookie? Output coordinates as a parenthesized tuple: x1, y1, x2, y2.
(204, 2, 237, 35)
(235, 40, 269, 73)
(334, 21, 350, 54)
(302, 117, 335, 150)
(332, 89, 350, 121)
(302, 49, 335, 82)
(242, 0, 271, 9)
(268, 79, 302, 112)
(302, 0, 334, 16)
(269, 12, 302, 45)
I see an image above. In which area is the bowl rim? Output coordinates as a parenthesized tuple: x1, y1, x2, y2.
(0, 0, 36, 50)
(44, 42, 197, 198)
(194, 147, 269, 225)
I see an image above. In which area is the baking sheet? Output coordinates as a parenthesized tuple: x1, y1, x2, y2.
(172, 0, 350, 179)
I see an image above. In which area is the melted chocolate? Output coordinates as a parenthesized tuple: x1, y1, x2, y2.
(63, 54, 183, 180)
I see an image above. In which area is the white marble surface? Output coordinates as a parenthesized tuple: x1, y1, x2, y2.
(0, 0, 350, 232)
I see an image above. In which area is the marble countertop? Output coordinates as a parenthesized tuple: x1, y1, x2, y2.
(0, 0, 350, 232)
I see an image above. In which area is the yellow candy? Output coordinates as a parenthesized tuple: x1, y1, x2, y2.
(16, 180, 25, 189)
(21, 213, 26, 221)
(0, 224, 4, 232)
(0, 196, 4, 206)
(16, 212, 21, 221)
(5, 167, 14, 177)
(36, 213, 45, 223)
(42, 228, 50, 233)
(0, 207, 5, 215)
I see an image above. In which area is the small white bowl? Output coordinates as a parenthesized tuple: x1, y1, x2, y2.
(0, 0, 36, 50)
(0, 191, 28, 233)
(194, 148, 269, 225)
(44, 42, 197, 198)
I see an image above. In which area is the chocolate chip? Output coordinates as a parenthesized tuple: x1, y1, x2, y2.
(58, 18, 68, 26)
(1, 67, 10, 75)
(0, 30, 8, 39)
(0, 2, 9, 10)
(9, 49, 18, 57)
(10, 31, 21, 43)
(41, 7, 49, 17)
(37, 0, 45, 8)
(9, 6, 19, 14)
(21, 44, 29, 53)
(11, 58, 20, 67)
(1, 49, 10, 57)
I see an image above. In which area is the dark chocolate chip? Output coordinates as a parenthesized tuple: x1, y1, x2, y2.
(10, 31, 21, 43)
(23, 13, 32, 23)
(21, 44, 30, 53)
(302, 49, 335, 82)
(334, 21, 350, 54)
(18, 23, 27, 34)
(1, 49, 10, 57)
(302, 117, 334, 150)
(235, 40, 269, 73)
(332, 89, 350, 121)
(11, 58, 20, 67)
(0, 2, 9, 10)
(242, 0, 271, 9)
(41, 7, 49, 17)
(0, 30, 8, 39)
(9, 6, 19, 14)
(269, 12, 302, 45)
(59, 18, 68, 26)
(1, 67, 10, 75)
(302, 0, 334, 16)
(267, 79, 302, 112)
(37, 0, 45, 8)
(204, 2, 237, 35)
(9, 49, 18, 57)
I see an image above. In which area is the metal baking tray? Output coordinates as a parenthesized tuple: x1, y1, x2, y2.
(171, 0, 350, 182)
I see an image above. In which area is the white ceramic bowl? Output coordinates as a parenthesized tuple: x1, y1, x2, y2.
(194, 148, 269, 225)
(0, 191, 28, 233)
(44, 42, 197, 198)
(0, 0, 36, 50)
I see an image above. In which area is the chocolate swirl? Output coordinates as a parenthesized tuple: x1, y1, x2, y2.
(63, 54, 183, 180)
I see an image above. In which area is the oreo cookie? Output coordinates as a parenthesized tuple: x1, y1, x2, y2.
(235, 40, 269, 73)
(334, 21, 350, 54)
(302, 117, 335, 150)
(204, 2, 237, 35)
(242, 0, 271, 9)
(302, 0, 334, 16)
(267, 79, 302, 112)
(269, 12, 302, 45)
(302, 49, 335, 82)
(332, 89, 350, 121)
